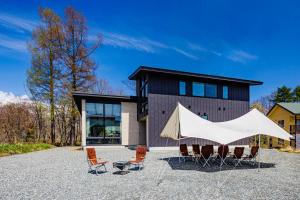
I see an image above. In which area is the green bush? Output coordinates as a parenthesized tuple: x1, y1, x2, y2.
(0, 143, 54, 156)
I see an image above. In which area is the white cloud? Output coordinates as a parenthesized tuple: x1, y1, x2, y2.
(0, 13, 37, 33)
(188, 43, 222, 57)
(0, 91, 31, 105)
(91, 31, 198, 60)
(0, 34, 27, 52)
(172, 47, 199, 60)
(101, 32, 168, 53)
(227, 50, 257, 64)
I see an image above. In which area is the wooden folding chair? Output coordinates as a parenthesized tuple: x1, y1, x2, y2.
(179, 144, 192, 162)
(192, 144, 201, 163)
(201, 145, 214, 167)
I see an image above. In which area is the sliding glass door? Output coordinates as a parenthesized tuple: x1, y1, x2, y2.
(86, 103, 121, 145)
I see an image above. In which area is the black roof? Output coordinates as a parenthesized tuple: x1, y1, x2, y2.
(129, 66, 263, 85)
(73, 92, 137, 113)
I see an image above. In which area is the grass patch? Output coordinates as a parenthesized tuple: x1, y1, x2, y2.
(278, 146, 300, 154)
(0, 143, 54, 157)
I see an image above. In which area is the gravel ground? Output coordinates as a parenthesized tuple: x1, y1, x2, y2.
(0, 147, 299, 200)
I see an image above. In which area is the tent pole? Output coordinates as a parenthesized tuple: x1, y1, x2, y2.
(179, 138, 181, 163)
(258, 134, 261, 171)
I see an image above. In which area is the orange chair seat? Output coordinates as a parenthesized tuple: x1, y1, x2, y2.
(89, 159, 108, 166)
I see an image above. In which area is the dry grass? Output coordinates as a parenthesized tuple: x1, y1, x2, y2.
(278, 146, 300, 154)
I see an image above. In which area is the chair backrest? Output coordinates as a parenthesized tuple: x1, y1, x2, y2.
(86, 148, 97, 165)
(201, 145, 214, 159)
(218, 145, 229, 158)
(234, 147, 244, 159)
(180, 144, 189, 156)
(250, 146, 259, 158)
(136, 146, 147, 161)
(192, 144, 200, 155)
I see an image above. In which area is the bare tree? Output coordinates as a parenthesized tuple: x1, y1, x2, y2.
(59, 7, 101, 145)
(27, 8, 62, 144)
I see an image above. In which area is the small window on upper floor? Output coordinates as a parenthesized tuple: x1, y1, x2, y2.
(192, 82, 204, 96)
(278, 120, 284, 128)
(223, 86, 228, 99)
(205, 84, 217, 98)
(179, 81, 186, 95)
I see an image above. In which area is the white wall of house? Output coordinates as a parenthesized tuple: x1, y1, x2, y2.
(121, 102, 139, 146)
(81, 99, 86, 147)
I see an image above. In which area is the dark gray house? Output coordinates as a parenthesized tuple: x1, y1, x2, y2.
(74, 66, 262, 150)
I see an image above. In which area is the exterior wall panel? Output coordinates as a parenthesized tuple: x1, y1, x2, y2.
(121, 102, 139, 146)
(148, 93, 250, 147)
(148, 74, 250, 101)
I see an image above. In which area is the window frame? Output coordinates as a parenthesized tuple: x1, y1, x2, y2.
(222, 86, 229, 99)
(179, 81, 186, 96)
(205, 83, 217, 98)
(192, 82, 204, 97)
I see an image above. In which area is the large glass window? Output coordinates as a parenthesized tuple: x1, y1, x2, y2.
(192, 82, 204, 96)
(86, 103, 121, 145)
(223, 86, 228, 99)
(205, 84, 217, 98)
(179, 81, 186, 95)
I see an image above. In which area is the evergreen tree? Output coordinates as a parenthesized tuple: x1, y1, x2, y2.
(293, 85, 300, 102)
(272, 86, 294, 103)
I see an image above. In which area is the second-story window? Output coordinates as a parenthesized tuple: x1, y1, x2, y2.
(205, 84, 217, 98)
(278, 120, 284, 128)
(223, 86, 228, 99)
(192, 82, 204, 96)
(179, 81, 186, 95)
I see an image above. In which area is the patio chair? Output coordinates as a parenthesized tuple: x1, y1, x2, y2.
(129, 145, 147, 170)
(192, 144, 201, 163)
(179, 144, 192, 162)
(215, 145, 229, 167)
(231, 147, 245, 167)
(86, 148, 108, 175)
(243, 146, 259, 165)
(201, 145, 214, 167)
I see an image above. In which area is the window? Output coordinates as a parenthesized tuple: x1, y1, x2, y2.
(205, 84, 217, 98)
(278, 138, 284, 145)
(179, 81, 186, 95)
(192, 82, 204, 96)
(86, 103, 121, 145)
(86, 103, 104, 116)
(278, 120, 284, 128)
(223, 86, 228, 99)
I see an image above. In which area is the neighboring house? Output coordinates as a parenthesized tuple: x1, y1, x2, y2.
(73, 66, 262, 149)
(267, 102, 300, 149)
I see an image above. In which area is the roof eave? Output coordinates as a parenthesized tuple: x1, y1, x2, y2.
(128, 66, 263, 85)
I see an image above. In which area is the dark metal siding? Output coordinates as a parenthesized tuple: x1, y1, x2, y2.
(148, 93, 250, 147)
(148, 74, 249, 101)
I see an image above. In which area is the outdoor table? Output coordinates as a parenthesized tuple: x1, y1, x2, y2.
(113, 161, 130, 175)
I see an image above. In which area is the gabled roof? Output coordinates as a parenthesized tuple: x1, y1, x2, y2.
(277, 103, 300, 115)
(267, 102, 300, 116)
(128, 66, 263, 85)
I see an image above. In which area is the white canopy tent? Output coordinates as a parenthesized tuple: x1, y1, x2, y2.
(216, 108, 291, 141)
(158, 102, 292, 180)
(160, 103, 291, 144)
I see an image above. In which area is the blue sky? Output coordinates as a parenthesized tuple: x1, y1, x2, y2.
(0, 0, 299, 101)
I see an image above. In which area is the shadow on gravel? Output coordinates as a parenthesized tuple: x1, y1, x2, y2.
(160, 157, 275, 172)
(88, 170, 108, 175)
